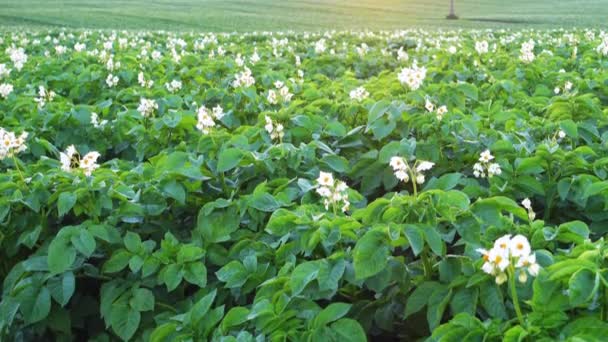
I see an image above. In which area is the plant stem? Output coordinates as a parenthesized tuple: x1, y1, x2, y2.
(12, 155, 26, 184)
(508, 267, 525, 327)
(421, 247, 432, 280)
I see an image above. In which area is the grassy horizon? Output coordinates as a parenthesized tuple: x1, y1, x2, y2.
(1, 0, 607, 32)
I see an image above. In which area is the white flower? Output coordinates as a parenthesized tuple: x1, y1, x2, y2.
(0, 83, 13, 98)
(34, 86, 56, 108)
(91, 112, 108, 128)
(315, 171, 350, 212)
(425, 99, 434, 112)
(0, 128, 27, 160)
(165, 79, 182, 93)
(0, 64, 11, 79)
(106, 74, 119, 87)
(316, 186, 331, 197)
(416, 161, 435, 172)
(232, 67, 255, 88)
(59, 145, 100, 176)
(521, 198, 532, 210)
(137, 98, 158, 117)
(397, 63, 427, 90)
(517, 254, 540, 276)
(488, 247, 510, 272)
(558, 130, 566, 139)
(395, 170, 409, 182)
(317, 171, 335, 187)
(196, 106, 217, 134)
(509, 235, 531, 258)
(390, 156, 406, 170)
(416, 174, 425, 184)
(479, 150, 494, 163)
(475, 40, 489, 54)
(494, 235, 512, 252)
(349, 87, 369, 102)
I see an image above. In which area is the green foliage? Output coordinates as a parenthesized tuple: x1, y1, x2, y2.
(2, 27, 608, 342)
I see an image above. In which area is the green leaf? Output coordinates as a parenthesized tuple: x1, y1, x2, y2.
(176, 245, 204, 264)
(216, 261, 249, 288)
(71, 229, 96, 257)
(47, 272, 76, 307)
(457, 83, 478, 101)
(248, 192, 280, 212)
(321, 154, 349, 173)
(162, 180, 186, 204)
(404, 225, 424, 256)
(330, 318, 367, 342)
(569, 269, 599, 307)
(57, 192, 77, 217)
(110, 305, 141, 341)
(48, 235, 77, 275)
(353, 229, 389, 279)
(289, 261, 320, 296)
(190, 289, 217, 325)
(150, 323, 178, 342)
(20, 286, 51, 324)
(217, 148, 244, 172)
(427, 287, 452, 330)
(103, 249, 132, 273)
(422, 226, 444, 256)
(162, 264, 184, 291)
(197, 206, 240, 243)
(123, 232, 142, 253)
(130, 288, 155, 312)
(404, 281, 440, 318)
(315, 303, 351, 327)
(183, 262, 207, 287)
(479, 282, 507, 319)
(221, 307, 250, 332)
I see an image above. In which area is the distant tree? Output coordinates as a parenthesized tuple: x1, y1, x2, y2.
(446, 0, 458, 19)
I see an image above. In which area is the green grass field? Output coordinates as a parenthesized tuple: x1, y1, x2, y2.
(1, 0, 607, 31)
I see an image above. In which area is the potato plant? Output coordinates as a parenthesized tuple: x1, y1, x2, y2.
(2, 28, 608, 341)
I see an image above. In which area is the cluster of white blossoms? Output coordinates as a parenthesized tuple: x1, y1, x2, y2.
(232, 67, 256, 88)
(424, 99, 448, 120)
(267, 81, 293, 104)
(521, 198, 536, 221)
(314, 39, 326, 54)
(554, 81, 573, 95)
(397, 46, 409, 61)
(389, 156, 434, 185)
(0, 63, 11, 78)
(106, 73, 119, 87)
(349, 86, 369, 102)
(316, 171, 350, 212)
(34, 86, 56, 108)
(597, 34, 608, 56)
(397, 63, 427, 90)
(0, 83, 13, 99)
(196, 104, 224, 134)
(519, 39, 535, 64)
(165, 79, 182, 93)
(264, 115, 284, 141)
(0, 128, 28, 160)
(7, 46, 27, 71)
(60, 145, 101, 176)
(473, 150, 502, 178)
(90, 112, 108, 128)
(137, 71, 154, 88)
(74, 42, 86, 52)
(137, 98, 158, 117)
(475, 40, 489, 54)
(477, 234, 540, 284)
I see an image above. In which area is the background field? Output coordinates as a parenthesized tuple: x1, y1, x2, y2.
(1, 0, 607, 31)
